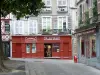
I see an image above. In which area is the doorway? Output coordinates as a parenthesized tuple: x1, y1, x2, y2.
(3, 42, 10, 57)
(44, 43, 52, 57)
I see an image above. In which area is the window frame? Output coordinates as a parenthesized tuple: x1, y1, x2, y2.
(5, 21, 10, 33)
(42, 16, 52, 30)
(15, 20, 23, 34)
(32, 43, 36, 53)
(57, 16, 67, 30)
(26, 44, 31, 53)
(52, 43, 60, 52)
(44, 0, 52, 7)
(57, 0, 67, 6)
(28, 20, 37, 34)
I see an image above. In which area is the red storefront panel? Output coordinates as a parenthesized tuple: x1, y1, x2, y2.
(12, 35, 72, 59)
(63, 43, 69, 57)
(12, 43, 22, 58)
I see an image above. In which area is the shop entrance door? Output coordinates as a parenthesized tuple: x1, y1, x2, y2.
(44, 43, 52, 57)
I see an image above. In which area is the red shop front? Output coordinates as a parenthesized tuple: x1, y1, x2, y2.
(12, 35, 72, 59)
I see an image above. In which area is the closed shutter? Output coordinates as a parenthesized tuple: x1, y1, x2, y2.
(97, 0, 100, 14)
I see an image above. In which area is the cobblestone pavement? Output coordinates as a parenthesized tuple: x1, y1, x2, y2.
(16, 59, 100, 75)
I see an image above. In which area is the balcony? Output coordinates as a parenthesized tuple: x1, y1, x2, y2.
(90, 14, 100, 24)
(40, 29, 72, 35)
(42, 7, 52, 13)
(57, 6, 68, 13)
(76, 14, 100, 32)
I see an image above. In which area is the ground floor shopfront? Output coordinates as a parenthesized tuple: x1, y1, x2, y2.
(12, 35, 72, 59)
(96, 25, 100, 69)
(76, 28, 98, 66)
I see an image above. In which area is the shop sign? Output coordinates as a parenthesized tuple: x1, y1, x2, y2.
(44, 37, 60, 40)
(25, 37, 37, 43)
(77, 29, 95, 36)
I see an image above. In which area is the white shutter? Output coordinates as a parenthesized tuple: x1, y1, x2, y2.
(97, 0, 100, 14)
(89, 7, 93, 18)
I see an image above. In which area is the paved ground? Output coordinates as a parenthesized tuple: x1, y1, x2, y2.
(11, 58, 100, 75)
(0, 60, 25, 75)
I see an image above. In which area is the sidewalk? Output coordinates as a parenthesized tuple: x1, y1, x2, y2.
(0, 60, 26, 75)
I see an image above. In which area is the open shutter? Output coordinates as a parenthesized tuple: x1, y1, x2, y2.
(97, 0, 100, 14)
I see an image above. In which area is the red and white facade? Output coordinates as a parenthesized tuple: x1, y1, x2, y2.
(1, 14, 11, 57)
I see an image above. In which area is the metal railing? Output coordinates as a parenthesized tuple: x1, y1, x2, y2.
(78, 14, 100, 29)
(40, 29, 72, 35)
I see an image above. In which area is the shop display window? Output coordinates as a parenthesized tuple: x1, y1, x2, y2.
(32, 44, 36, 53)
(26, 44, 30, 53)
(52, 44, 60, 52)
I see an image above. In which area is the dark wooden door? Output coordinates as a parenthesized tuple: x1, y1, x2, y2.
(3, 42, 10, 57)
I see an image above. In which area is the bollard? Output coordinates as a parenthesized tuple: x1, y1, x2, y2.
(74, 56, 78, 63)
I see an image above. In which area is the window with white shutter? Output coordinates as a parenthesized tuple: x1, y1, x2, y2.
(29, 20, 37, 34)
(97, 0, 100, 14)
(15, 21, 23, 34)
(58, 16, 67, 31)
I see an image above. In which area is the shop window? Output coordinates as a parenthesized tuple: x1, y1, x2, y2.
(92, 40, 96, 57)
(81, 41, 85, 56)
(52, 44, 60, 52)
(26, 44, 30, 53)
(32, 44, 36, 53)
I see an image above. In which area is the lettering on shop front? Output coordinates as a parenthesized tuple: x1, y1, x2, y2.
(44, 37, 60, 40)
(25, 37, 37, 42)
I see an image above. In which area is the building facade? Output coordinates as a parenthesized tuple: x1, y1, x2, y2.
(96, 0, 100, 69)
(1, 15, 11, 57)
(75, 0, 100, 69)
(10, 0, 73, 35)
(10, 0, 75, 58)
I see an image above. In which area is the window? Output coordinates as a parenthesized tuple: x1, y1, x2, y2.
(58, 0, 67, 6)
(80, 5, 82, 19)
(44, 0, 51, 6)
(92, 40, 96, 57)
(26, 44, 30, 53)
(15, 21, 19, 34)
(52, 44, 60, 52)
(15, 21, 23, 34)
(58, 16, 67, 31)
(32, 44, 36, 53)
(29, 20, 37, 34)
(86, 0, 92, 7)
(42, 16, 52, 30)
(5, 21, 10, 33)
